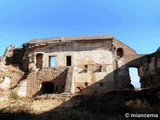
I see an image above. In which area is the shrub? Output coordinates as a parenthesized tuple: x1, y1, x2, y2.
(10, 91, 19, 99)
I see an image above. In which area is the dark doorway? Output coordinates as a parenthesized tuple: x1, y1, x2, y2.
(49, 56, 56, 67)
(66, 56, 71, 66)
(36, 54, 43, 69)
(40, 82, 54, 94)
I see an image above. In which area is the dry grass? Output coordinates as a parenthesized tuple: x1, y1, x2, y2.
(0, 86, 160, 120)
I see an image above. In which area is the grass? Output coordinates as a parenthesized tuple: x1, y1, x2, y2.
(10, 92, 19, 100)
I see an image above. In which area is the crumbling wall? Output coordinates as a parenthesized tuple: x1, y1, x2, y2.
(140, 49, 160, 88)
(0, 36, 159, 98)
(0, 66, 25, 89)
(113, 38, 137, 56)
(0, 77, 11, 90)
(22, 50, 30, 72)
(28, 40, 113, 68)
(111, 39, 138, 89)
(112, 48, 131, 88)
(16, 81, 28, 97)
(26, 38, 139, 95)
(0, 64, 26, 99)
(0, 44, 28, 99)
(0, 45, 27, 71)
(116, 47, 160, 89)
(73, 64, 114, 95)
(37, 67, 68, 93)
(26, 67, 68, 97)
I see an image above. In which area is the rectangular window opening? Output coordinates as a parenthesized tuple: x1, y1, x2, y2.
(49, 56, 56, 67)
(66, 56, 71, 66)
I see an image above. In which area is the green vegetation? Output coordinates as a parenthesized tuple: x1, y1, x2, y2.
(10, 91, 19, 100)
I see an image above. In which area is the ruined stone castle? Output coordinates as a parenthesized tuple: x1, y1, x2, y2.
(0, 35, 160, 98)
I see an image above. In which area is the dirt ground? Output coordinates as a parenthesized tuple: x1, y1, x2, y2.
(0, 87, 160, 120)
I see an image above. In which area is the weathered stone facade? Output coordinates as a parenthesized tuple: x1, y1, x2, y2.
(0, 35, 160, 97)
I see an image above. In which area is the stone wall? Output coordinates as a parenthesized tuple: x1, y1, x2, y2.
(0, 65, 26, 98)
(0, 65, 25, 89)
(37, 67, 68, 93)
(27, 39, 113, 69)
(2, 45, 26, 70)
(113, 38, 137, 56)
(25, 37, 143, 96)
(73, 64, 114, 95)
(26, 67, 68, 97)
(139, 49, 160, 88)
(0, 35, 160, 98)
(111, 38, 140, 89)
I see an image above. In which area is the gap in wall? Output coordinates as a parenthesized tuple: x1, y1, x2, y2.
(129, 67, 140, 88)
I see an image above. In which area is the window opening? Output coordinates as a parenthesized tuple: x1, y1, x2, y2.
(66, 56, 71, 66)
(117, 48, 124, 57)
(49, 56, 56, 67)
(129, 67, 140, 88)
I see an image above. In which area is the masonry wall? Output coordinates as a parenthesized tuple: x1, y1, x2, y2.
(27, 39, 115, 95)
(25, 67, 68, 97)
(20, 37, 160, 97)
(113, 38, 137, 56)
(1, 36, 160, 98)
(30, 39, 113, 67)
(112, 39, 141, 89)
(73, 64, 114, 95)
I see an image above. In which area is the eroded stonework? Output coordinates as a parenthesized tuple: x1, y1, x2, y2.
(0, 35, 160, 98)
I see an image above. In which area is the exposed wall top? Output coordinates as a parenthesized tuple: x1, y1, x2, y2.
(29, 34, 113, 45)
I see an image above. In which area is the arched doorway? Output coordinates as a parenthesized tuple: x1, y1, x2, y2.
(40, 82, 54, 94)
(129, 67, 140, 88)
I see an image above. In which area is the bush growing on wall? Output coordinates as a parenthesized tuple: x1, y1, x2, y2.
(10, 91, 19, 99)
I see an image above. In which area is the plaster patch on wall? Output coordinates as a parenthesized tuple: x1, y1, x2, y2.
(0, 76, 11, 89)
(17, 81, 27, 97)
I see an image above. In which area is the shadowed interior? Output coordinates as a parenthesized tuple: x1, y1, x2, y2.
(40, 82, 54, 94)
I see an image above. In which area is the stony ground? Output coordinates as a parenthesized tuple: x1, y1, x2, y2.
(0, 87, 160, 120)
(0, 94, 72, 114)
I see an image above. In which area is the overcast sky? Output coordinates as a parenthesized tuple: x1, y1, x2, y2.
(0, 0, 160, 87)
